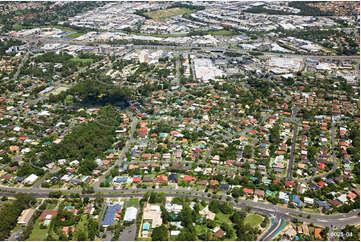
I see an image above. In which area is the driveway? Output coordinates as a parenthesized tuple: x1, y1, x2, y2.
(118, 223, 136, 241)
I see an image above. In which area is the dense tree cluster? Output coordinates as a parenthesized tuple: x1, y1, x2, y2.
(0, 38, 24, 55)
(51, 78, 132, 106)
(245, 2, 332, 16)
(38, 106, 124, 174)
(0, 193, 36, 240)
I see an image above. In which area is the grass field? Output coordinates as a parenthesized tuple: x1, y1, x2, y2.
(128, 198, 138, 207)
(215, 212, 231, 224)
(145, 7, 195, 20)
(207, 30, 235, 36)
(244, 214, 263, 228)
(70, 58, 93, 64)
(27, 221, 48, 241)
(66, 32, 86, 39)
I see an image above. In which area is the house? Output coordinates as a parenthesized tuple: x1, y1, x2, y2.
(304, 197, 314, 205)
(168, 173, 178, 183)
(143, 204, 162, 228)
(182, 175, 196, 182)
(279, 192, 289, 203)
(101, 204, 122, 227)
(213, 228, 226, 238)
(199, 206, 216, 221)
(243, 188, 254, 195)
(302, 223, 310, 236)
(143, 177, 153, 183)
(133, 176, 142, 183)
(283, 224, 297, 239)
(165, 203, 183, 214)
(317, 181, 326, 188)
(24, 174, 38, 185)
(292, 195, 302, 208)
(285, 181, 296, 188)
(171, 230, 181, 237)
(113, 176, 128, 184)
(17, 208, 36, 226)
(328, 199, 342, 207)
(197, 180, 208, 186)
(255, 190, 265, 198)
(314, 228, 322, 239)
(347, 192, 357, 200)
(61, 225, 74, 234)
(315, 200, 330, 209)
(156, 175, 168, 183)
(38, 210, 58, 222)
(124, 207, 138, 222)
(221, 183, 230, 192)
(337, 194, 347, 204)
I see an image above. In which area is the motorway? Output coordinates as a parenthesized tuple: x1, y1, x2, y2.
(13, 36, 361, 62)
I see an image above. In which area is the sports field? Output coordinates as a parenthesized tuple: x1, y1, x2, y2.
(144, 8, 195, 20)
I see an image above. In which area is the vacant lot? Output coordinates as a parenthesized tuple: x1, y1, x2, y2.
(145, 8, 195, 20)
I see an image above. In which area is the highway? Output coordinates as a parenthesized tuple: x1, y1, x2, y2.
(260, 217, 285, 241)
(13, 36, 360, 61)
(0, 188, 359, 228)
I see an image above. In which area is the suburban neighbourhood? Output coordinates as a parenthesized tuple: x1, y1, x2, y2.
(0, 1, 359, 241)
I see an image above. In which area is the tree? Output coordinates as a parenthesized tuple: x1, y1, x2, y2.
(77, 231, 87, 241)
(151, 225, 168, 241)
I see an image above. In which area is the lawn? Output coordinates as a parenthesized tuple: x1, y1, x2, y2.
(128, 198, 138, 207)
(144, 7, 195, 20)
(70, 58, 93, 64)
(27, 221, 48, 241)
(207, 30, 235, 36)
(66, 32, 86, 39)
(244, 214, 263, 228)
(215, 212, 231, 224)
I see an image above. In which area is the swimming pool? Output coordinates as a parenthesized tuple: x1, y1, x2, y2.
(143, 223, 150, 230)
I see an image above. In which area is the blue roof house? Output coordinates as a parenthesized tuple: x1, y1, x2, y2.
(102, 204, 122, 227)
(292, 195, 302, 208)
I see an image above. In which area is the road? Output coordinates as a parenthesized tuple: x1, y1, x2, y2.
(14, 35, 360, 63)
(13, 51, 29, 81)
(0, 187, 359, 228)
(93, 115, 138, 190)
(295, 120, 339, 183)
(173, 51, 181, 87)
(286, 108, 299, 179)
(260, 217, 285, 241)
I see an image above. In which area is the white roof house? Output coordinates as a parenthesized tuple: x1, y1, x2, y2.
(124, 207, 138, 221)
(304, 197, 314, 205)
(171, 231, 181, 236)
(337, 194, 347, 204)
(24, 174, 39, 185)
(279, 192, 289, 201)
